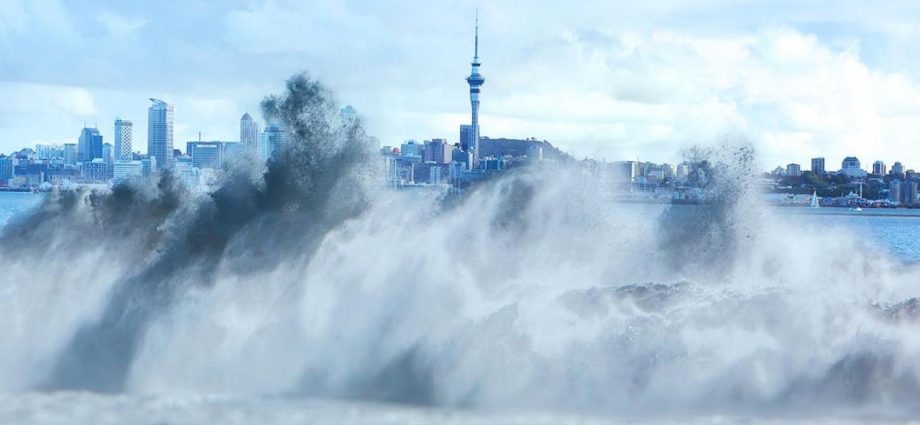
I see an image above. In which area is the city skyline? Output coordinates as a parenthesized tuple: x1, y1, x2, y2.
(4, 2, 920, 167)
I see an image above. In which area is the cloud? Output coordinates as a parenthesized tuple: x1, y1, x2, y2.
(97, 11, 146, 41)
(2, 1, 920, 169)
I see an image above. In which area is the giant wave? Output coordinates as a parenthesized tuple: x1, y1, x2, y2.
(2, 73, 920, 418)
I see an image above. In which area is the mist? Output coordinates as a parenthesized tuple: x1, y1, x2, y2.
(2, 73, 920, 417)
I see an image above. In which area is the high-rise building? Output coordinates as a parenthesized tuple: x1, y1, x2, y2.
(400, 140, 422, 162)
(811, 157, 825, 175)
(113, 160, 143, 182)
(259, 124, 284, 162)
(35, 144, 63, 160)
(464, 13, 485, 168)
(63, 143, 77, 165)
(187, 142, 223, 169)
(905, 181, 919, 207)
(889, 180, 901, 204)
(114, 119, 133, 161)
(240, 113, 260, 157)
(786, 163, 801, 177)
(424, 139, 451, 164)
(102, 143, 114, 167)
(872, 160, 887, 176)
(78, 127, 103, 163)
(892, 162, 905, 175)
(82, 159, 108, 183)
(0, 156, 13, 181)
(459, 125, 474, 157)
(148, 98, 175, 170)
(141, 156, 157, 178)
(840, 156, 864, 177)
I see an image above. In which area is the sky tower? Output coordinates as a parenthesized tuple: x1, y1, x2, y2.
(465, 11, 485, 167)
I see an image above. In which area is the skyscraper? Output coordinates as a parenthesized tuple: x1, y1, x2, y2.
(78, 127, 103, 163)
(102, 143, 114, 167)
(63, 143, 77, 165)
(114, 119, 133, 161)
(459, 124, 474, 159)
(872, 160, 887, 176)
(148, 98, 175, 170)
(465, 12, 485, 168)
(810, 157, 825, 176)
(259, 124, 284, 162)
(240, 113, 260, 157)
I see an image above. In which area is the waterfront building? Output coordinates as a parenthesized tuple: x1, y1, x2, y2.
(186, 141, 223, 169)
(63, 143, 77, 165)
(428, 165, 443, 185)
(148, 98, 175, 170)
(906, 181, 919, 207)
(891, 162, 905, 175)
(464, 14, 485, 167)
(78, 127, 103, 163)
(889, 180, 902, 204)
(612, 161, 640, 182)
(259, 124, 284, 162)
(102, 143, 114, 167)
(424, 139, 451, 164)
(35, 144, 63, 160)
(786, 163, 801, 177)
(811, 157, 825, 175)
(240, 113, 260, 157)
(459, 125, 476, 157)
(141, 156, 157, 178)
(113, 160, 143, 182)
(400, 140, 423, 163)
(840, 156, 865, 177)
(0, 156, 13, 181)
(114, 119, 133, 161)
(872, 160, 886, 176)
(82, 159, 108, 183)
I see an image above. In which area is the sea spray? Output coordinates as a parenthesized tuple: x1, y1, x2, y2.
(1, 74, 920, 416)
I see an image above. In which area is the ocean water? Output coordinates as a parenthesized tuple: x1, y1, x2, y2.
(0, 192, 42, 228)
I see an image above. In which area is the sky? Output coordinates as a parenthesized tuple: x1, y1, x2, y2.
(2, 0, 920, 170)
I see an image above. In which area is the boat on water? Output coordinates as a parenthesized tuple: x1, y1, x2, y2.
(850, 182, 864, 211)
(810, 191, 820, 208)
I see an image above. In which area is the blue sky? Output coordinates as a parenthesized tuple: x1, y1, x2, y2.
(2, 0, 920, 170)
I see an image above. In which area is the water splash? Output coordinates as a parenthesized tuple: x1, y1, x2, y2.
(1, 74, 920, 417)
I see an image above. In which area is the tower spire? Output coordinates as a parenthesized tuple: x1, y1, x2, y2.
(474, 9, 479, 62)
(465, 10, 485, 169)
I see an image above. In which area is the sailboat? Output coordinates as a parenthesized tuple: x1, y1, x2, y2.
(810, 191, 820, 208)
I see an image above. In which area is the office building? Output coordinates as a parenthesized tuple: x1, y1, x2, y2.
(811, 157, 825, 175)
(114, 119, 133, 161)
(102, 143, 114, 167)
(148, 98, 175, 170)
(187, 142, 223, 169)
(259, 124, 284, 162)
(78, 127, 103, 163)
(240, 113, 260, 157)
(424, 139, 451, 164)
(872, 160, 887, 176)
(82, 159, 108, 183)
(840, 156, 865, 177)
(113, 160, 143, 182)
(786, 163, 801, 177)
